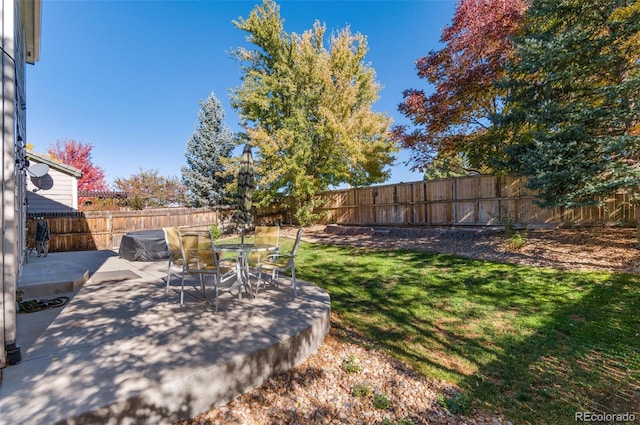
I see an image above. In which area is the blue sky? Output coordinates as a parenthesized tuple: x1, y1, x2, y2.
(27, 0, 456, 187)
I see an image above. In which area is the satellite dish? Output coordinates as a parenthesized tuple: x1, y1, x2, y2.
(27, 163, 49, 178)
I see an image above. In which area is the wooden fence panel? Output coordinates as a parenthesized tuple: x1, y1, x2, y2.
(423, 180, 451, 225)
(370, 185, 405, 225)
(360, 187, 376, 224)
(314, 175, 636, 227)
(27, 207, 233, 253)
(347, 189, 359, 224)
(27, 176, 637, 253)
(409, 183, 422, 224)
(606, 193, 634, 224)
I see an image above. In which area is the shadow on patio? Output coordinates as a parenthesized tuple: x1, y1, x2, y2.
(1, 251, 330, 424)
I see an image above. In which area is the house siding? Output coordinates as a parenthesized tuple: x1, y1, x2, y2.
(1, 0, 40, 369)
(1, 0, 20, 366)
(27, 166, 80, 213)
(25, 153, 81, 213)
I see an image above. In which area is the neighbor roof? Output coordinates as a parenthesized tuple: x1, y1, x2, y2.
(26, 151, 82, 178)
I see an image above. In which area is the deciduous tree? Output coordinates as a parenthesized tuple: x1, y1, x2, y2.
(231, 0, 396, 223)
(181, 92, 235, 207)
(114, 169, 186, 209)
(48, 139, 108, 191)
(392, 0, 527, 172)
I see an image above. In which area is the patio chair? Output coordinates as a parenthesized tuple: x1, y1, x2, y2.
(162, 227, 184, 292)
(177, 230, 236, 308)
(247, 225, 280, 266)
(255, 228, 303, 297)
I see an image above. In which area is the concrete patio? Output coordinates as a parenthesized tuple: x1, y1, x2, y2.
(0, 250, 331, 425)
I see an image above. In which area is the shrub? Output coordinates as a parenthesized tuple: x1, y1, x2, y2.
(507, 231, 527, 251)
(341, 354, 362, 374)
(352, 382, 372, 397)
(209, 223, 221, 240)
(436, 391, 471, 415)
(373, 392, 392, 410)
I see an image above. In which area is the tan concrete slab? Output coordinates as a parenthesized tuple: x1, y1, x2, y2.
(1, 251, 330, 425)
(18, 250, 117, 298)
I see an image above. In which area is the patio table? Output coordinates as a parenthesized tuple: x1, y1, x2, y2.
(215, 243, 276, 298)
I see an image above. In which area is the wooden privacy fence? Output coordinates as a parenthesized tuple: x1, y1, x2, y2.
(315, 175, 637, 227)
(26, 176, 637, 253)
(26, 207, 236, 252)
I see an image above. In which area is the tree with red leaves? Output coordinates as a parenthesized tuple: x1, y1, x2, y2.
(48, 139, 108, 192)
(392, 0, 527, 173)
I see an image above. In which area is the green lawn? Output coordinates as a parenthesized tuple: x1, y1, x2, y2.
(275, 237, 640, 425)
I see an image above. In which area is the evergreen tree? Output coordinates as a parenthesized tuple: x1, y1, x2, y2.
(423, 154, 474, 180)
(496, 0, 640, 209)
(181, 92, 235, 207)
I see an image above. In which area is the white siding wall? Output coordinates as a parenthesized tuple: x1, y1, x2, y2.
(1, 0, 19, 364)
(1, 0, 40, 368)
(26, 166, 79, 213)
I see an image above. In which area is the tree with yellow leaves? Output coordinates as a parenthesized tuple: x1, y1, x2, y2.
(231, 0, 396, 224)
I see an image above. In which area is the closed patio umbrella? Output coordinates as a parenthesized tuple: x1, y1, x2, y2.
(235, 143, 255, 242)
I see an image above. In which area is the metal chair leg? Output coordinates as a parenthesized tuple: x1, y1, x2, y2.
(291, 265, 297, 298)
(165, 262, 172, 294)
(180, 275, 186, 306)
